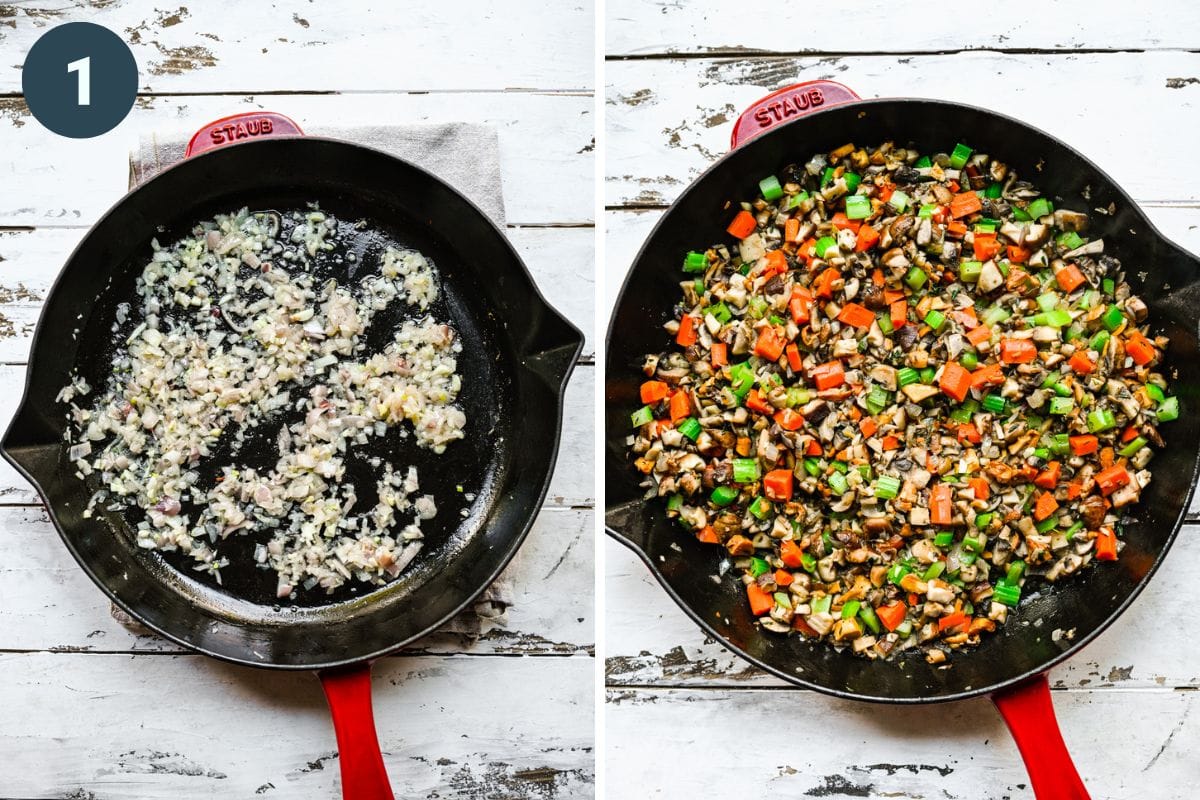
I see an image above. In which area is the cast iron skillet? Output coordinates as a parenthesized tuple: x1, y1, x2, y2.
(605, 81, 1199, 798)
(2, 112, 583, 800)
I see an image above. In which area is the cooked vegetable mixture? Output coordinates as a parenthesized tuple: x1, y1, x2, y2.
(629, 141, 1178, 662)
(60, 208, 466, 598)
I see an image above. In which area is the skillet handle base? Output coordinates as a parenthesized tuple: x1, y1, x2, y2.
(184, 111, 304, 158)
(319, 664, 396, 800)
(992, 674, 1091, 800)
(729, 80, 860, 149)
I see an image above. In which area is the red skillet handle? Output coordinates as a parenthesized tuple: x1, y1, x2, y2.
(729, 80, 860, 149)
(319, 664, 396, 800)
(184, 111, 304, 158)
(992, 674, 1091, 800)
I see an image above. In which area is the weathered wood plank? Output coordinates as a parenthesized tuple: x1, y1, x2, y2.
(0, 653, 593, 799)
(607, 0, 1200, 55)
(0, 503, 591, 655)
(0, 92, 594, 227)
(0, 0, 593, 93)
(605, 51, 1200, 207)
(0, 225, 596, 364)
(606, 684, 1195, 799)
(604, 524, 1200, 690)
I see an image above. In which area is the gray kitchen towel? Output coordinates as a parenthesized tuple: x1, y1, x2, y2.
(112, 121, 515, 641)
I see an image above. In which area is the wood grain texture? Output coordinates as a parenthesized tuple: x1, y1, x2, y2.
(605, 51, 1200, 207)
(0, 653, 593, 799)
(0, 92, 594, 227)
(0, 0, 593, 92)
(607, 0, 1200, 55)
(607, 685, 1196, 799)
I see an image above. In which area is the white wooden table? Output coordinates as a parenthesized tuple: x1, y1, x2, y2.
(604, 3, 1200, 797)
(0, 2, 594, 797)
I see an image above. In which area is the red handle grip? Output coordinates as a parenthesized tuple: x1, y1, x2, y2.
(184, 111, 304, 158)
(729, 80, 861, 149)
(319, 664, 396, 800)
(992, 674, 1091, 800)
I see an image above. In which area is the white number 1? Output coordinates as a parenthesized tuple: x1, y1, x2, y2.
(66, 56, 91, 106)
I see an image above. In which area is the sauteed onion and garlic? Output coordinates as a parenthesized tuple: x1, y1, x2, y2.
(628, 141, 1178, 663)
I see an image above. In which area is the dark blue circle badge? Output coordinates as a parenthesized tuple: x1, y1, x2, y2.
(22, 22, 138, 139)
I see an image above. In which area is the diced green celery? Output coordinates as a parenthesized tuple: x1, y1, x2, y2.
(960, 260, 983, 282)
(733, 458, 760, 483)
(678, 417, 701, 440)
(710, 486, 738, 507)
(1027, 197, 1053, 219)
(631, 406, 654, 427)
(889, 190, 911, 212)
(845, 194, 872, 220)
(1157, 396, 1180, 422)
(949, 143, 973, 169)
(683, 251, 708, 272)
(905, 267, 928, 290)
(760, 175, 784, 201)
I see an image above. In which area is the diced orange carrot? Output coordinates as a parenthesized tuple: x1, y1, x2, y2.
(1068, 351, 1096, 375)
(785, 343, 803, 372)
(930, 484, 953, 526)
(1070, 435, 1099, 456)
(805, 440, 823, 456)
(973, 234, 1001, 262)
(837, 302, 876, 329)
(669, 390, 691, 423)
(1095, 528, 1118, 561)
(696, 526, 720, 545)
(763, 469, 794, 502)
(763, 249, 788, 277)
(754, 327, 785, 361)
(1033, 492, 1059, 521)
(966, 325, 991, 347)
(676, 315, 698, 346)
(779, 538, 804, 568)
(1000, 339, 1037, 364)
(727, 210, 757, 239)
(881, 435, 900, 451)
(890, 299, 908, 328)
(640, 380, 670, 404)
(859, 417, 878, 438)
(811, 360, 846, 390)
(1055, 263, 1086, 292)
(968, 476, 989, 500)
(774, 408, 804, 431)
(938, 610, 970, 633)
(946, 220, 968, 239)
(1099, 446, 1115, 470)
(877, 601, 907, 632)
(789, 289, 812, 324)
(855, 224, 880, 252)
(1095, 465, 1131, 496)
(784, 217, 801, 244)
(1121, 425, 1140, 443)
(958, 424, 981, 445)
(1034, 461, 1061, 490)
(939, 361, 972, 403)
(1126, 331, 1157, 366)
(949, 192, 983, 219)
(883, 289, 905, 303)
(970, 362, 1004, 389)
(831, 212, 861, 233)
(746, 583, 774, 616)
(1066, 481, 1083, 500)
(813, 267, 839, 299)
(774, 569, 794, 586)
(710, 342, 728, 367)
(1007, 245, 1031, 264)
(871, 268, 885, 287)
(745, 388, 773, 415)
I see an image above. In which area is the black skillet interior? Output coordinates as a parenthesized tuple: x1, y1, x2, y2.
(3, 138, 582, 669)
(605, 99, 1200, 702)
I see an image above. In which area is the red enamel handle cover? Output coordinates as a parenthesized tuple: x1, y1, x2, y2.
(992, 674, 1091, 800)
(319, 664, 396, 800)
(184, 111, 304, 158)
(729, 80, 861, 149)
